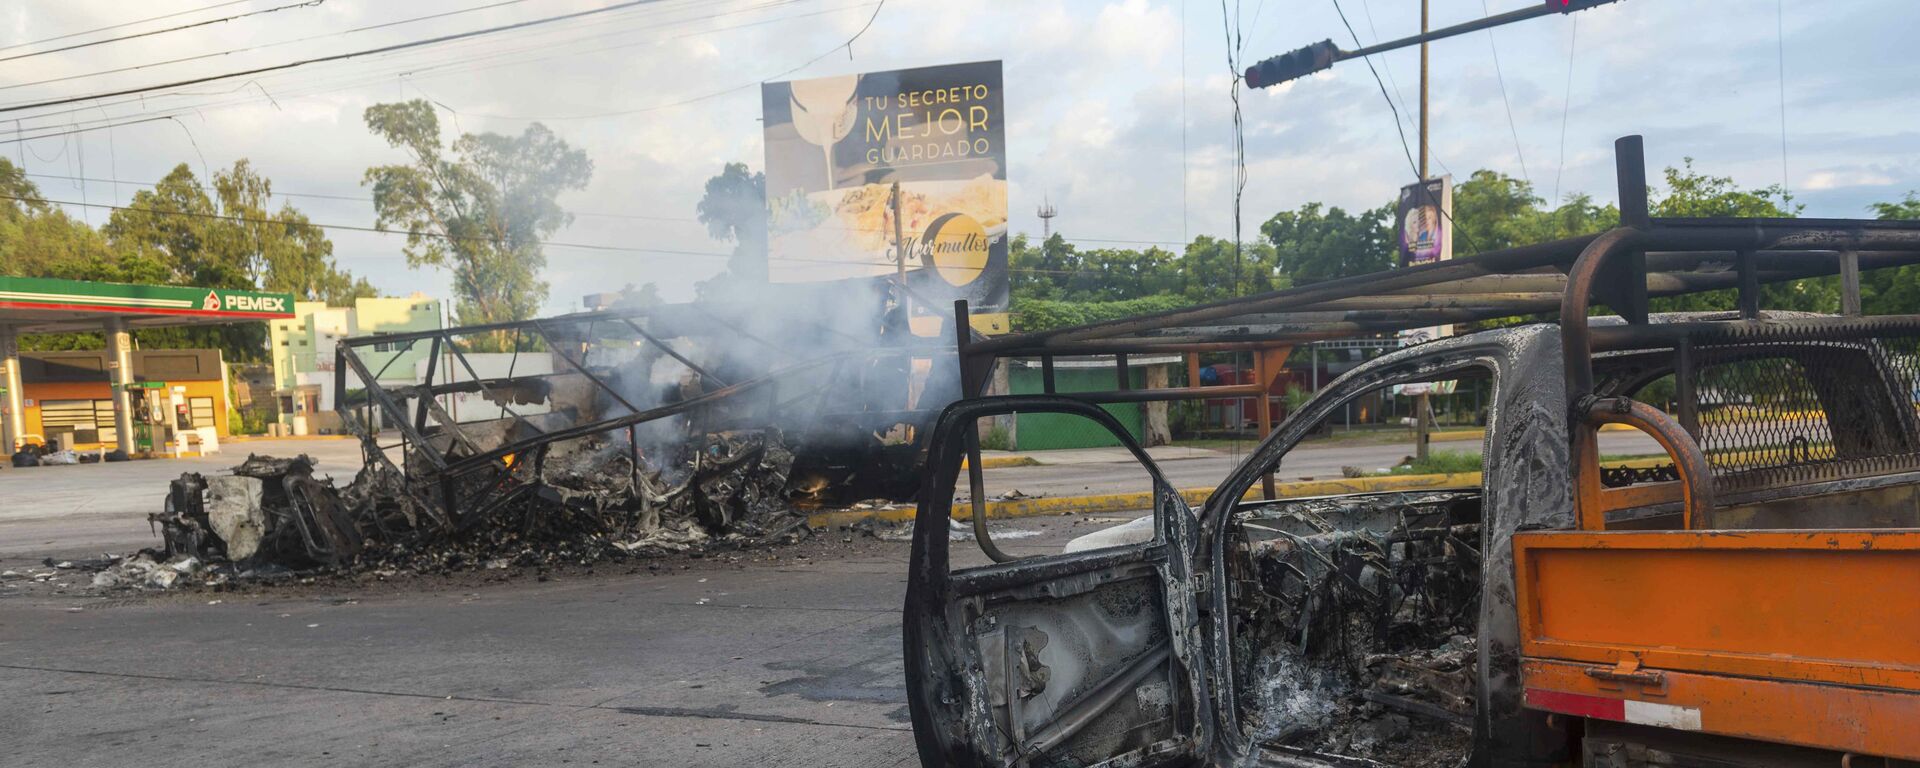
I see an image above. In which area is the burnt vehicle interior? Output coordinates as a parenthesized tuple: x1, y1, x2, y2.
(908, 135, 1920, 767)
(906, 398, 1213, 768)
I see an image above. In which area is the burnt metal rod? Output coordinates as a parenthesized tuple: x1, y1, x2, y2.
(337, 346, 448, 470)
(443, 350, 863, 473)
(685, 303, 798, 361)
(440, 336, 545, 437)
(971, 231, 1605, 352)
(966, 429, 1017, 564)
(415, 335, 441, 435)
(616, 316, 730, 387)
(1019, 643, 1174, 756)
(529, 318, 644, 415)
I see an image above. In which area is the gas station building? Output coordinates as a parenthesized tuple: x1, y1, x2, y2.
(0, 276, 294, 457)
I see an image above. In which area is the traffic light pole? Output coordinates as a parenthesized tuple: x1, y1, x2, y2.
(1240, 0, 1624, 458)
(1242, 0, 1619, 88)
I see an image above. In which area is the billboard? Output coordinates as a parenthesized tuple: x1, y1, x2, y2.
(1395, 175, 1452, 268)
(761, 60, 1009, 334)
(1394, 176, 1454, 396)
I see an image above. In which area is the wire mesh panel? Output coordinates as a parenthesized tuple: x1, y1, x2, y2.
(1691, 335, 1920, 493)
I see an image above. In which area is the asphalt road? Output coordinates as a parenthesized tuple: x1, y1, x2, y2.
(0, 438, 368, 562)
(1, 515, 1090, 767)
(0, 431, 1671, 766)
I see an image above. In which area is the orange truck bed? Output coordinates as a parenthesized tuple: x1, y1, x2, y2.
(1513, 530, 1920, 759)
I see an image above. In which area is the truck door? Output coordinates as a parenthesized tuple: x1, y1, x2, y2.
(905, 395, 1214, 768)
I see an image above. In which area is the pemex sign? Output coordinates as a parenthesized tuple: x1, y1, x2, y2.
(0, 276, 295, 320)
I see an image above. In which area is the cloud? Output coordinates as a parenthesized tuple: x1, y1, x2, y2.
(2, 0, 1917, 315)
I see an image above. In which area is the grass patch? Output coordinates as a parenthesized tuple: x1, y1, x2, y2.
(1385, 450, 1483, 476)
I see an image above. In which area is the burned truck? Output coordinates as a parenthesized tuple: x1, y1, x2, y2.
(905, 137, 1920, 766)
(332, 279, 967, 530)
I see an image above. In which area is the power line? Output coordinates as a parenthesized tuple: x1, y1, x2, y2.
(0, 0, 252, 55)
(1481, 0, 1530, 185)
(0, 0, 684, 115)
(433, 0, 881, 121)
(18, 169, 699, 223)
(0, 0, 546, 96)
(0, 0, 821, 135)
(1775, 0, 1790, 198)
(0, 192, 1088, 276)
(0, 0, 761, 131)
(1552, 16, 1578, 206)
(0, 1, 328, 65)
(1329, 0, 1419, 181)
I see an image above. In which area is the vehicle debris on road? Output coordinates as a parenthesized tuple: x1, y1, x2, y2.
(77, 432, 809, 590)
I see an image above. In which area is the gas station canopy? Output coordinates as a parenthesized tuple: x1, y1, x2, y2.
(0, 276, 296, 333)
(0, 276, 295, 457)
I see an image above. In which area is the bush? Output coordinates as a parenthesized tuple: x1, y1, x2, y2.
(979, 423, 1013, 451)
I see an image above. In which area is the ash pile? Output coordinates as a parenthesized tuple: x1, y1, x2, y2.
(108, 434, 803, 589)
(1230, 491, 1482, 766)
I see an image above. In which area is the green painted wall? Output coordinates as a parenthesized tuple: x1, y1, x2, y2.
(1007, 364, 1145, 450)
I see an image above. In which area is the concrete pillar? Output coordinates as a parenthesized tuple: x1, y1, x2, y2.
(990, 359, 1015, 451)
(1144, 364, 1171, 447)
(104, 317, 135, 456)
(0, 325, 24, 452)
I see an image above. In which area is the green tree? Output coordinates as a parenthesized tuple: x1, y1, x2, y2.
(1450, 170, 1618, 257)
(1645, 160, 1827, 314)
(0, 161, 118, 278)
(1179, 235, 1281, 300)
(1261, 202, 1391, 285)
(362, 100, 592, 335)
(214, 160, 374, 305)
(696, 162, 767, 284)
(4, 159, 367, 359)
(1864, 192, 1920, 315)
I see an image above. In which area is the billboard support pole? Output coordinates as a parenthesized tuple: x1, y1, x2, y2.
(890, 181, 910, 320)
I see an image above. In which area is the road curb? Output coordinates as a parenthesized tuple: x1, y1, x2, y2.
(961, 455, 1042, 469)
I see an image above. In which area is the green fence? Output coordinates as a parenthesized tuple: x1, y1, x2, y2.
(1007, 364, 1146, 450)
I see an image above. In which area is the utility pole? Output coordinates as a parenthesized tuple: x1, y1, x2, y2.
(1415, 0, 1433, 461)
(1239, 0, 1624, 460)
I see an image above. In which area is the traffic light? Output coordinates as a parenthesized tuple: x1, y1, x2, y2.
(1544, 0, 1619, 13)
(1244, 40, 1339, 89)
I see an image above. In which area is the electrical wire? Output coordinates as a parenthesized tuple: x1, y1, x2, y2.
(1221, 0, 1247, 296)
(17, 169, 700, 223)
(0, 1, 329, 64)
(0, 0, 685, 115)
(1480, 0, 1530, 185)
(1329, 0, 1478, 256)
(0, 0, 251, 55)
(1, 0, 813, 132)
(0, 0, 546, 95)
(438, 0, 882, 121)
(0, 0, 746, 130)
(1329, 0, 1419, 181)
(1552, 16, 1578, 206)
(1775, 0, 1790, 198)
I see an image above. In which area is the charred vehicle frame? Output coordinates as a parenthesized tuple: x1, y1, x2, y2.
(906, 136, 1920, 767)
(332, 291, 973, 552)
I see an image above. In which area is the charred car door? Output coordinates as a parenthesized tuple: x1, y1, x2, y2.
(905, 395, 1215, 768)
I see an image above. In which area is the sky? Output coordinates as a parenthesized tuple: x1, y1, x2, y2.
(4, 0, 1919, 316)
